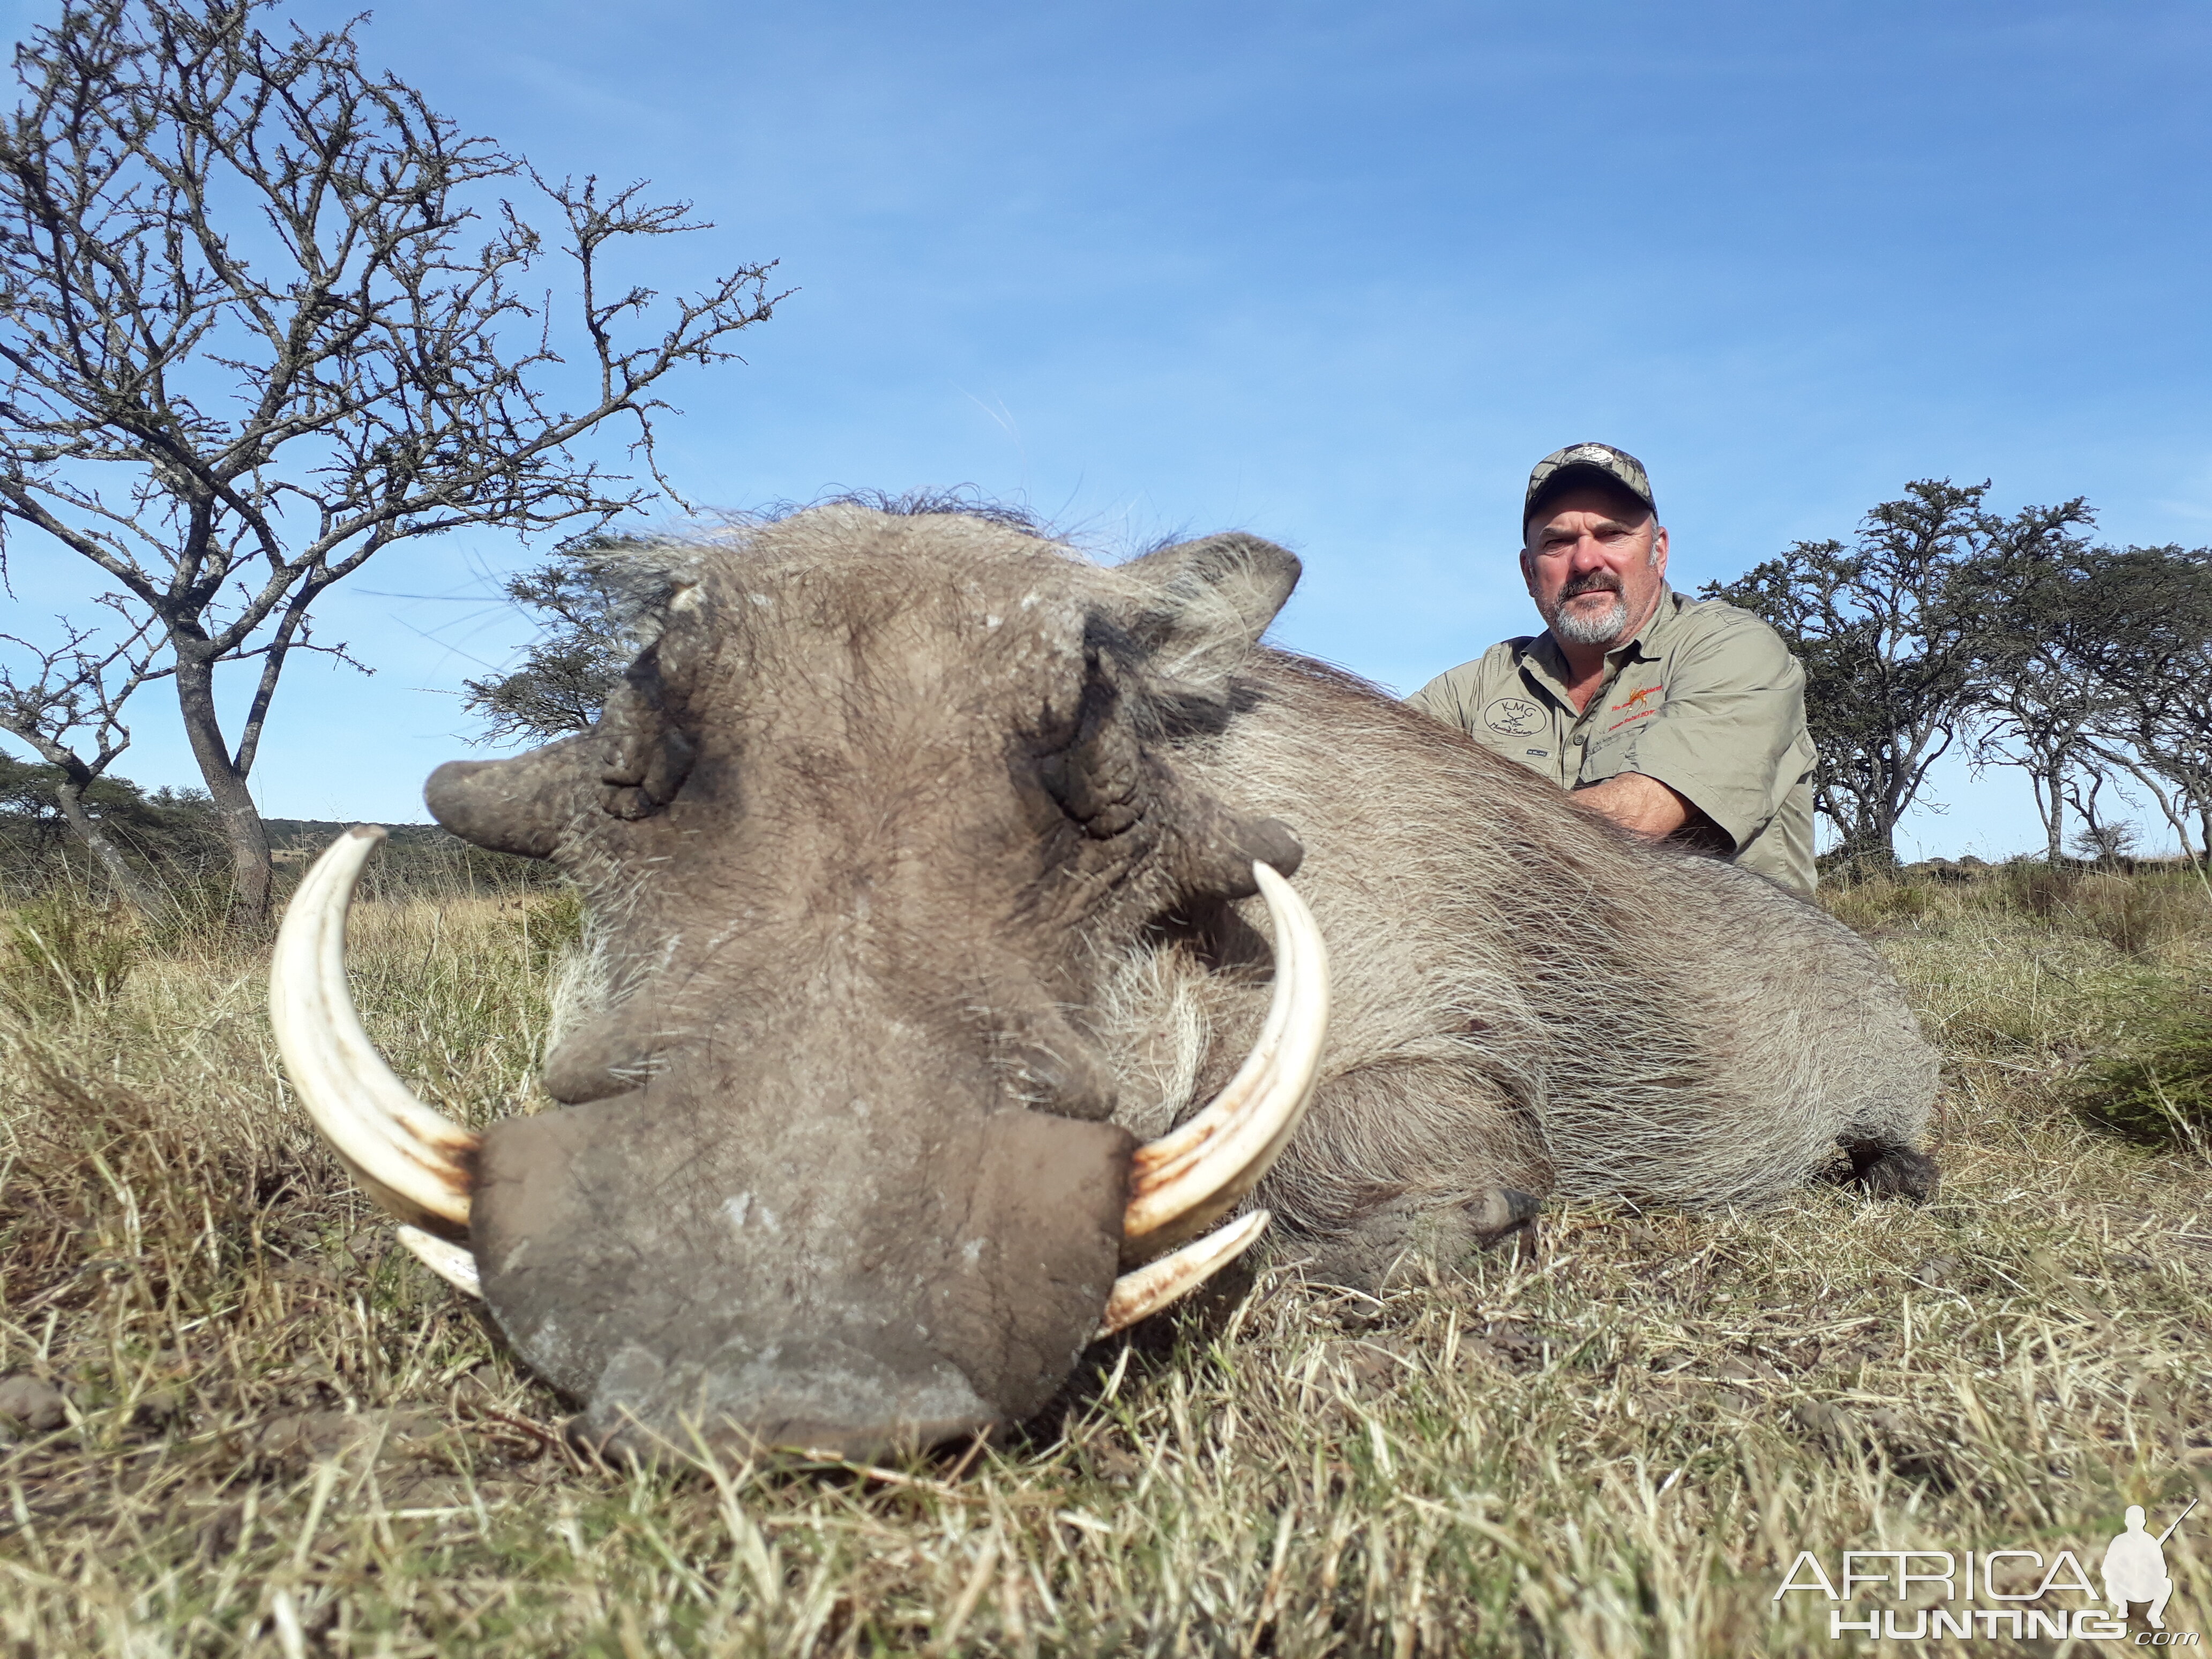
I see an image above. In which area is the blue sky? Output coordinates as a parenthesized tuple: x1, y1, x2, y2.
(5, 0, 2209, 857)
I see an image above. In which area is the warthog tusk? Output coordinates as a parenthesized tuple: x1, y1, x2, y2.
(1097, 1208, 1271, 1336)
(269, 826, 480, 1235)
(395, 1224, 483, 1297)
(272, 836, 1319, 1341)
(1118, 863, 1329, 1265)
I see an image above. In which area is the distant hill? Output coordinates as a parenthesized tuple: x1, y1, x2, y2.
(264, 817, 556, 890)
(264, 818, 454, 854)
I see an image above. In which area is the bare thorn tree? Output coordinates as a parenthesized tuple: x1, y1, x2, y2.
(0, 608, 170, 913)
(0, 0, 782, 924)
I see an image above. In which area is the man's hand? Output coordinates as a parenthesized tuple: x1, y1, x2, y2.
(1572, 772, 1709, 840)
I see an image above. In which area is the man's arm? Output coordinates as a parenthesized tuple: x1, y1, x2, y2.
(1604, 614, 1808, 852)
(1572, 771, 1707, 839)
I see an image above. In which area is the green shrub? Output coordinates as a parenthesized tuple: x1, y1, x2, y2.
(1998, 859, 2078, 921)
(2075, 996, 2212, 1155)
(1, 896, 140, 1016)
(1822, 875, 1977, 938)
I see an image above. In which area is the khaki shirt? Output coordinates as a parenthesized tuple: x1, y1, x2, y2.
(1408, 590, 1818, 898)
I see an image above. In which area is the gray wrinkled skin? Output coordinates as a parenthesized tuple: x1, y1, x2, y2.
(424, 504, 1938, 1456)
(1095, 649, 1939, 1284)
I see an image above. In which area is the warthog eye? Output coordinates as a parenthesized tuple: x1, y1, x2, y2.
(596, 641, 700, 821)
(1038, 657, 1147, 840)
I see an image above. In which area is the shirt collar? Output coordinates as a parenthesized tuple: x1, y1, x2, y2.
(1519, 587, 1684, 681)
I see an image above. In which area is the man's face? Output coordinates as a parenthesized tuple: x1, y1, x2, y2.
(1520, 484, 1670, 650)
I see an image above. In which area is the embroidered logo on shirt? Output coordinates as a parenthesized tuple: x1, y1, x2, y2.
(1482, 696, 1545, 737)
(1610, 684, 1663, 713)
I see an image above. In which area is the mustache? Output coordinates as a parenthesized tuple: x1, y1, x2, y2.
(1559, 572, 1625, 601)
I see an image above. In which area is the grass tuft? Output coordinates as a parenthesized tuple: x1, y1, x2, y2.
(2, 864, 2208, 1655)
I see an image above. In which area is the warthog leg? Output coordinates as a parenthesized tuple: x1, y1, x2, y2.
(1287, 1186, 1544, 1292)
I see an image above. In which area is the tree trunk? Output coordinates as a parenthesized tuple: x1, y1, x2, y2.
(1865, 798, 1902, 872)
(1821, 786, 1899, 877)
(174, 653, 274, 929)
(2038, 766, 2065, 866)
(51, 775, 170, 919)
(1833, 829, 1898, 881)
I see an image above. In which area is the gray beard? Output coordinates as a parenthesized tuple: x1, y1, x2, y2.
(1551, 593, 1630, 646)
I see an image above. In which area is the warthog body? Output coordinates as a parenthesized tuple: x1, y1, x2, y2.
(409, 503, 1935, 1455)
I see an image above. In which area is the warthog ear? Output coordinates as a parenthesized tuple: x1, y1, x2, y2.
(1115, 533, 1301, 690)
(425, 735, 595, 860)
(428, 586, 707, 848)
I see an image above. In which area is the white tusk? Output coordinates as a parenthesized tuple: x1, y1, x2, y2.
(395, 1224, 482, 1298)
(268, 826, 480, 1235)
(1097, 1208, 1271, 1337)
(1119, 863, 1328, 1262)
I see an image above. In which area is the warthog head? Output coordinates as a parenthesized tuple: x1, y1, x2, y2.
(269, 506, 1329, 1459)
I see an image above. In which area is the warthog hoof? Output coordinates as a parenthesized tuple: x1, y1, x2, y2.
(1465, 1187, 1543, 1248)
(1847, 1141, 1940, 1202)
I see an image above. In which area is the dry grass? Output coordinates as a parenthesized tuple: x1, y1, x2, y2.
(2, 871, 2208, 1656)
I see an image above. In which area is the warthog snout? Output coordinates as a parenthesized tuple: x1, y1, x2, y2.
(467, 1070, 1138, 1460)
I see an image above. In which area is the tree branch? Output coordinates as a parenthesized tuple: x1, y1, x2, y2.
(0, 0, 782, 921)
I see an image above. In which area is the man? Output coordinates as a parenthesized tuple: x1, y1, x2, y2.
(1409, 442, 1817, 898)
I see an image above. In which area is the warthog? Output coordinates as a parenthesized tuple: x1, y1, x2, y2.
(272, 502, 1938, 1459)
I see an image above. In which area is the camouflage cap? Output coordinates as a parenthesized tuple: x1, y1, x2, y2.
(1523, 442, 1655, 530)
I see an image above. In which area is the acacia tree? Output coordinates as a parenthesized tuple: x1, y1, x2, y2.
(1952, 497, 2107, 865)
(0, 0, 781, 924)
(1703, 480, 1992, 870)
(0, 610, 170, 910)
(0, 749, 220, 897)
(2076, 544, 2212, 864)
(459, 536, 640, 746)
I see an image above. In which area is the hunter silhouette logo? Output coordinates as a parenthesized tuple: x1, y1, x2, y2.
(2106, 1500, 2194, 1630)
